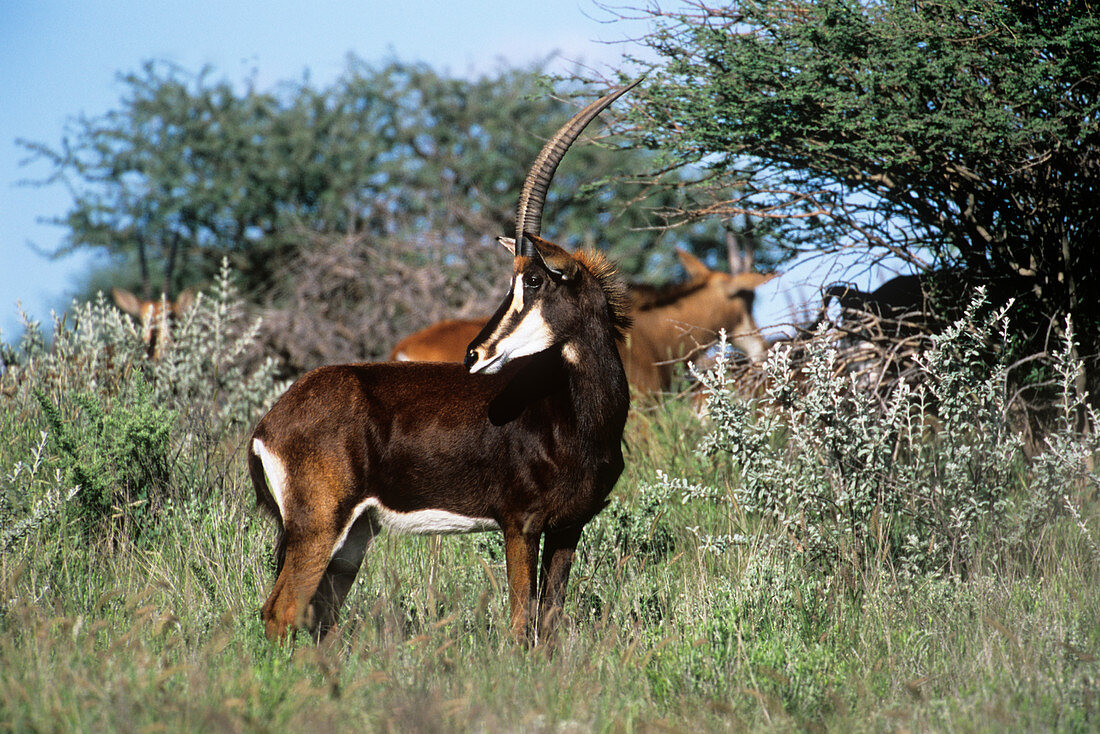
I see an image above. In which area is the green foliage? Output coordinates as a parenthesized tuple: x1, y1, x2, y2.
(622, 0, 1100, 375)
(0, 431, 78, 554)
(147, 258, 286, 434)
(0, 261, 284, 545)
(34, 373, 175, 533)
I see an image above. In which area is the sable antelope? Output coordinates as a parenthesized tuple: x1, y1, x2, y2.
(248, 81, 637, 643)
(111, 288, 195, 359)
(823, 276, 929, 322)
(389, 248, 774, 394)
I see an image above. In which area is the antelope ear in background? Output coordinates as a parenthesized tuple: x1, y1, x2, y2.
(496, 236, 516, 255)
(725, 272, 779, 299)
(675, 248, 712, 281)
(112, 288, 144, 317)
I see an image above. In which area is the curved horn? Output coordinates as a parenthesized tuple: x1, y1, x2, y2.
(514, 78, 642, 257)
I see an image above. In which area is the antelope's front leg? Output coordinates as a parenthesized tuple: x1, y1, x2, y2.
(502, 523, 540, 642)
(537, 525, 583, 640)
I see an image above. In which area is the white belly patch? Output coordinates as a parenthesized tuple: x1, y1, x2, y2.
(331, 497, 499, 558)
(370, 500, 500, 535)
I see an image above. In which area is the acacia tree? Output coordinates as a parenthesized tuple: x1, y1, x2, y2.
(23, 58, 724, 303)
(618, 0, 1100, 383)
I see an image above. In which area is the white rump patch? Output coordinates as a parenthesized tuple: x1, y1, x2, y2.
(393, 351, 411, 361)
(253, 438, 289, 520)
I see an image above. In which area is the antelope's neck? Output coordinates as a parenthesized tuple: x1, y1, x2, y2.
(561, 334, 630, 440)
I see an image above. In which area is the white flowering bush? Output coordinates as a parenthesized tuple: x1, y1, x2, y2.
(674, 292, 1097, 582)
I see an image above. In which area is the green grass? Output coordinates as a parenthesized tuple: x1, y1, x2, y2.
(2, 397, 1097, 732)
(1, 287, 1098, 732)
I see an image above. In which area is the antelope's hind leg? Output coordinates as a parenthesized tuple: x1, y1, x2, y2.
(261, 525, 339, 640)
(261, 501, 377, 642)
(310, 509, 379, 641)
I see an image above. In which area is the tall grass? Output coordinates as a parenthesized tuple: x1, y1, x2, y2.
(0, 279, 1097, 731)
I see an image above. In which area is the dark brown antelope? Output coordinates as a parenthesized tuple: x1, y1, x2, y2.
(111, 288, 195, 359)
(248, 81, 637, 643)
(390, 248, 774, 393)
(818, 269, 964, 338)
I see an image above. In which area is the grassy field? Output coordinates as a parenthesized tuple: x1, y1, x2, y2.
(1, 282, 1097, 732)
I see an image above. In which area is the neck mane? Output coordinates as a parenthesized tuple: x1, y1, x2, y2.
(538, 251, 631, 443)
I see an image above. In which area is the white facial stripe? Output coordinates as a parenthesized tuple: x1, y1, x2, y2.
(468, 273, 555, 373)
(482, 277, 525, 346)
(510, 275, 525, 312)
(484, 306, 553, 368)
(252, 438, 289, 521)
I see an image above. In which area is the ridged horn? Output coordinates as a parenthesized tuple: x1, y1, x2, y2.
(514, 78, 642, 257)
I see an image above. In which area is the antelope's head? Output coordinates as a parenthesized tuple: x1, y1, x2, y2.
(675, 249, 775, 362)
(462, 78, 640, 375)
(464, 234, 630, 374)
(112, 288, 195, 358)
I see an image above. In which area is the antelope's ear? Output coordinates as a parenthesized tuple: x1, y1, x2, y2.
(112, 288, 143, 317)
(496, 236, 516, 255)
(675, 248, 712, 281)
(742, 272, 779, 289)
(525, 233, 578, 281)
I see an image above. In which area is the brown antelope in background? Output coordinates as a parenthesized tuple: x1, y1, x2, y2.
(390, 248, 775, 393)
(248, 81, 638, 643)
(389, 317, 487, 362)
(625, 248, 774, 392)
(111, 288, 195, 359)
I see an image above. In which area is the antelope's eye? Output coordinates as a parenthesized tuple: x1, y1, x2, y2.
(523, 272, 543, 289)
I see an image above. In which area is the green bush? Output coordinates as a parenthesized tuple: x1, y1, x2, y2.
(34, 372, 175, 534)
(0, 259, 285, 547)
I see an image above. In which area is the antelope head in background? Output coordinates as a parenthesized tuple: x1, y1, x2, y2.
(111, 288, 195, 359)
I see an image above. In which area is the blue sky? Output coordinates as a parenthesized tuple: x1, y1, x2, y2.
(1, 0, 660, 339)
(0, 0, 890, 342)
